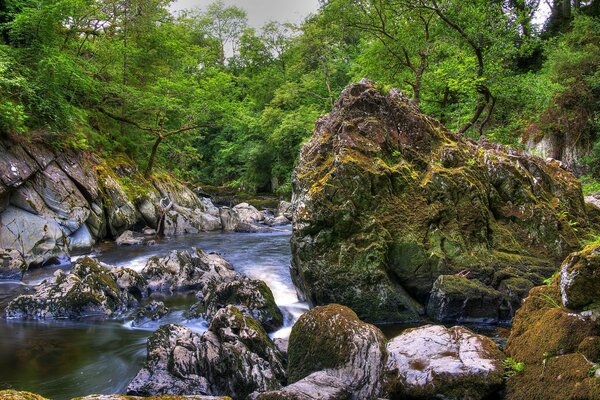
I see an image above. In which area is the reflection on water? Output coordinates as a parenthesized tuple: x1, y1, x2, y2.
(0, 227, 307, 399)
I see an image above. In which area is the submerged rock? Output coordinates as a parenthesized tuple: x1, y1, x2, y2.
(188, 277, 283, 332)
(286, 304, 386, 400)
(5, 257, 146, 320)
(127, 306, 286, 399)
(291, 79, 588, 323)
(384, 325, 504, 400)
(142, 249, 237, 294)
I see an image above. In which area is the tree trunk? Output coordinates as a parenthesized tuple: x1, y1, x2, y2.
(145, 135, 163, 178)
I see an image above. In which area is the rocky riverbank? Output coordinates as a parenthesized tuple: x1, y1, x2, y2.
(0, 139, 292, 277)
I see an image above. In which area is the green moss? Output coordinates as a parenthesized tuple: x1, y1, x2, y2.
(0, 390, 48, 400)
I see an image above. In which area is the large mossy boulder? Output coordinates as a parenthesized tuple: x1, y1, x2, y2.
(291, 79, 588, 323)
(127, 306, 286, 399)
(286, 304, 387, 399)
(384, 325, 504, 400)
(504, 244, 600, 400)
(5, 257, 146, 319)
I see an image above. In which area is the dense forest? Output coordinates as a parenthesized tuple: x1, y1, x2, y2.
(0, 0, 599, 193)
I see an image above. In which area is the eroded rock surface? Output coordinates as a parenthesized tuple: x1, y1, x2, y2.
(384, 325, 504, 400)
(291, 79, 588, 323)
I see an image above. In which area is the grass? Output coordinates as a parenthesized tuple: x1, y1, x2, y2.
(581, 176, 600, 196)
(503, 357, 526, 378)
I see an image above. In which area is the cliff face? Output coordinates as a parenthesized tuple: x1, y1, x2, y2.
(291, 80, 590, 323)
(0, 140, 220, 268)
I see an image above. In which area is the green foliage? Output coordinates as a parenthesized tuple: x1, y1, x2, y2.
(503, 357, 526, 378)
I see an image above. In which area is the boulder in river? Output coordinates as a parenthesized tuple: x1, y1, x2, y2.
(142, 249, 237, 294)
(5, 257, 146, 319)
(504, 244, 600, 400)
(250, 371, 350, 400)
(115, 230, 145, 246)
(188, 277, 283, 332)
(233, 203, 264, 224)
(384, 325, 504, 400)
(132, 300, 169, 326)
(0, 248, 27, 280)
(286, 304, 386, 400)
(127, 306, 286, 399)
(291, 79, 588, 323)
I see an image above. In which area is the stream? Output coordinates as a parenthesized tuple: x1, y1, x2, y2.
(0, 227, 308, 399)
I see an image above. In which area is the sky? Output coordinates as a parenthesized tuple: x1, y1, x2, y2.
(171, 0, 321, 29)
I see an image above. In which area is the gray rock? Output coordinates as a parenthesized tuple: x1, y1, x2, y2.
(163, 207, 222, 236)
(100, 174, 139, 237)
(427, 275, 510, 324)
(21, 141, 56, 170)
(250, 371, 350, 400)
(142, 249, 237, 294)
(55, 150, 100, 200)
(116, 230, 145, 246)
(234, 222, 272, 233)
(153, 178, 203, 210)
(384, 325, 504, 400)
(5, 257, 146, 319)
(68, 224, 95, 253)
(188, 277, 283, 332)
(127, 306, 286, 399)
(77, 396, 228, 400)
(276, 201, 293, 220)
(143, 228, 157, 236)
(137, 195, 161, 229)
(233, 203, 263, 224)
(133, 300, 169, 326)
(9, 183, 47, 215)
(200, 197, 220, 217)
(0, 142, 38, 189)
(0, 248, 27, 280)
(219, 207, 240, 231)
(0, 206, 67, 267)
(287, 304, 386, 400)
(268, 216, 290, 226)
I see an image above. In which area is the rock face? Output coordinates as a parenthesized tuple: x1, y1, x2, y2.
(286, 304, 386, 400)
(504, 243, 600, 400)
(142, 249, 237, 294)
(384, 325, 504, 400)
(5, 257, 146, 319)
(188, 277, 283, 332)
(291, 80, 588, 323)
(251, 372, 350, 400)
(127, 306, 286, 399)
(0, 248, 27, 280)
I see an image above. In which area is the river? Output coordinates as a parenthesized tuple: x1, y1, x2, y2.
(0, 227, 307, 399)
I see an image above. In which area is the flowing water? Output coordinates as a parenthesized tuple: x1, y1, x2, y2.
(0, 227, 308, 399)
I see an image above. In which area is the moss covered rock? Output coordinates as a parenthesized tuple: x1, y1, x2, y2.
(560, 243, 600, 309)
(291, 80, 588, 323)
(188, 277, 283, 332)
(287, 304, 386, 399)
(5, 257, 146, 319)
(505, 248, 600, 400)
(127, 306, 285, 400)
(0, 248, 27, 280)
(0, 390, 48, 400)
(384, 325, 504, 400)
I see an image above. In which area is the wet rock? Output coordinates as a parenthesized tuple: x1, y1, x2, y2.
(0, 206, 68, 267)
(54, 150, 100, 201)
(427, 275, 509, 324)
(0, 390, 47, 400)
(127, 306, 286, 399)
(153, 177, 203, 210)
(384, 325, 504, 400)
(0, 248, 27, 280)
(189, 277, 283, 332)
(68, 224, 95, 253)
(266, 216, 290, 227)
(142, 249, 237, 294)
(116, 230, 145, 246)
(99, 174, 139, 237)
(291, 80, 588, 324)
(76, 396, 229, 400)
(86, 202, 106, 239)
(162, 206, 222, 236)
(250, 372, 350, 400)
(5, 257, 146, 320)
(276, 201, 293, 220)
(200, 197, 220, 217)
(234, 222, 272, 233)
(273, 338, 288, 356)
(219, 207, 240, 231)
(233, 203, 263, 224)
(133, 300, 169, 326)
(143, 228, 156, 236)
(0, 141, 38, 189)
(137, 194, 161, 229)
(287, 304, 386, 400)
(560, 243, 600, 309)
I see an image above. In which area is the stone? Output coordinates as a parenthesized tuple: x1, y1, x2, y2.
(276, 201, 293, 220)
(86, 202, 106, 239)
(560, 243, 600, 309)
(142, 249, 237, 294)
(5, 257, 146, 320)
(55, 150, 100, 200)
(0, 141, 38, 188)
(287, 304, 386, 400)
(0, 390, 47, 400)
(268, 216, 290, 226)
(132, 300, 169, 326)
(426, 275, 510, 324)
(219, 207, 240, 231)
(0, 206, 68, 267)
(250, 372, 350, 400)
(0, 248, 27, 280)
(137, 195, 161, 229)
(188, 277, 283, 332)
(99, 174, 139, 237)
(68, 224, 95, 253)
(200, 197, 220, 217)
(116, 230, 145, 246)
(291, 80, 588, 323)
(384, 325, 504, 400)
(127, 306, 286, 399)
(75, 396, 229, 400)
(234, 222, 272, 233)
(153, 177, 203, 210)
(233, 203, 264, 224)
